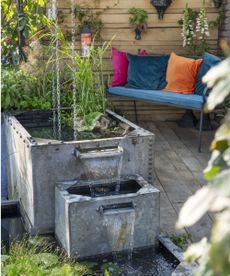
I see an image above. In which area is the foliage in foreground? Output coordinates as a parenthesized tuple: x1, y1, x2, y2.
(1, 0, 50, 65)
(1, 236, 96, 276)
(176, 44, 230, 276)
(1, 236, 123, 276)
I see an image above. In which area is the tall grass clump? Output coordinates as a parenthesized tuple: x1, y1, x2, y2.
(1, 236, 96, 275)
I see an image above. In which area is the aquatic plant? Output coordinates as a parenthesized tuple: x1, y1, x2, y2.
(65, 40, 112, 132)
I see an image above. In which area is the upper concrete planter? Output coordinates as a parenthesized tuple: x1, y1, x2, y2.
(4, 110, 155, 234)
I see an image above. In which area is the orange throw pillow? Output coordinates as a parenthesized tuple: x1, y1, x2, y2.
(164, 52, 203, 94)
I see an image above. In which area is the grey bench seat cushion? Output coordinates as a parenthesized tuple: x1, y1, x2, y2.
(108, 87, 205, 110)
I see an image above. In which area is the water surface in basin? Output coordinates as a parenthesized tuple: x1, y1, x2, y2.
(16, 111, 132, 141)
(67, 180, 142, 197)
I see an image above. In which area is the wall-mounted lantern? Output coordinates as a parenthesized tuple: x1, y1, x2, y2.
(213, 0, 222, 8)
(81, 25, 92, 57)
(150, 0, 172, 20)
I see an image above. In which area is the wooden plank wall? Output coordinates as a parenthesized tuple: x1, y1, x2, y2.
(219, 0, 230, 45)
(57, 0, 220, 122)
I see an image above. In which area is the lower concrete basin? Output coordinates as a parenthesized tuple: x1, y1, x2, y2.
(55, 175, 160, 259)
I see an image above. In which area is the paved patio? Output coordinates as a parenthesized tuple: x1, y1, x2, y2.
(140, 121, 215, 242)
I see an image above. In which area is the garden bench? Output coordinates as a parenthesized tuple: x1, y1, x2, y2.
(107, 86, 208, 152)
(107, 53, 221, 152)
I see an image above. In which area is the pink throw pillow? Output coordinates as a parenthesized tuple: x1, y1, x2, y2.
(111, 48, 148, 87)
(111, 48, 128, 87)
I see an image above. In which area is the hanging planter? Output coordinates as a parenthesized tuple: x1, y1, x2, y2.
(150, 0, 172, 20)
(128, 8, 148, 40)
(213, 0, 222, 8)
(134, 27, 142, 40)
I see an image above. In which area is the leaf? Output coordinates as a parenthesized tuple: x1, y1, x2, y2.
(1, 255, 9, 263)
(31, 253, 59, 268)
(80, 112, 103, 132)
(177, 169, 230, 228)
(184, 238, 209, 263)
(211, 169, 230, 197)
(223, 148, 230, 166)
(209, 209, 230, 274)
(204, 150, 221, 180)
(176, 186, 216, 228)
(204, 58, 230, 111)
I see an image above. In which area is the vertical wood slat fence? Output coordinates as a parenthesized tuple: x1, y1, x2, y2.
(57, 0, 220, 122)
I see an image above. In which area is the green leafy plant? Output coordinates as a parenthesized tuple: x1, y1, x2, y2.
(129, 7, 148, 28)
(74, 5, 103, 39)
(176, 43, 230, 276)
(1, 236, 96, 275)
(1, 0, 50, 65)
(1, 68, 51, 110)
(74, 1, 119, 40)
(1, 39, 73, 111)
(101, 262, 121, 276)
(128, 7, 148, 39)
(168, 234, 192, 250)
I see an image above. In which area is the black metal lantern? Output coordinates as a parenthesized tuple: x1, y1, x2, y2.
(150, 0, 172, 20)
(213, 0, 222, 9)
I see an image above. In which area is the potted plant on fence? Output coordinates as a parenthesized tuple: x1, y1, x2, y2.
(128, 7, 148, 40)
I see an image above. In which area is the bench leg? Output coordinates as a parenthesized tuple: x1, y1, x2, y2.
(134, 100, 138, 124)
(198, 109, 204, 153)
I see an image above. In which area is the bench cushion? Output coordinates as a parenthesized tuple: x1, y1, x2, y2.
(126, 54, 169, 90)
(108, 87, 205, 110)
(195, 53, 221, 95)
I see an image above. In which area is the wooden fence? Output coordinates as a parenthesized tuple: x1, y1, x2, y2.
(57, 0, 220, 121)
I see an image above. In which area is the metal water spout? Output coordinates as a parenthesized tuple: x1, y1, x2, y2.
(73, 146, 124, 182)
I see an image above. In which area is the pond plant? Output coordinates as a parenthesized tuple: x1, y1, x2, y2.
(128, 7, 148, 40)
(177, 43, 230, 276)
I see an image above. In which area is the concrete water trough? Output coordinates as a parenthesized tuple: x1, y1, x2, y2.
(4, 110, 155, 234)
(55, 175, 160, 259)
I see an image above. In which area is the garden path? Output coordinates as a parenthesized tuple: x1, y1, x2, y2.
(140, 121, 215, 242)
